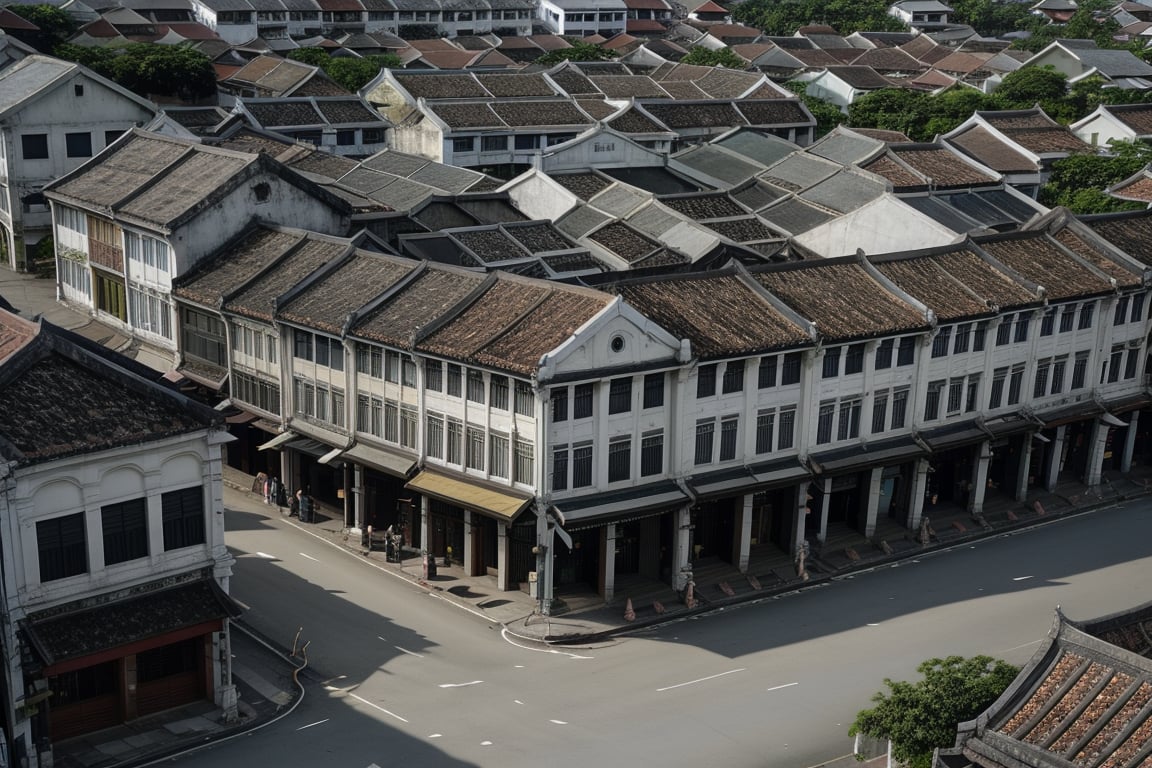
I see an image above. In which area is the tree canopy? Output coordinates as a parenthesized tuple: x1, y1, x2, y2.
(680, 46, 746, 69)
(733, 0, 906, 36)
(785, 82, 846, 139)
(534, 42, 618, 65)
(8, 4, 77, 53)
(1040, 140, 1152, 214)
(287, 48, 403, 92)
(55, 42, 217, 101)
(850, 656, 1018, 768)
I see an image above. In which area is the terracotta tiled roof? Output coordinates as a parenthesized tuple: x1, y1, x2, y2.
(589, 74, 670, 98)
(850, 47, 925, 73)
(660, 193, 746, 219)
(641, 101, 744, 129)
(615, 272, 808, 358)
(979, 109, 1089, 154)
(928, 246, 1036, 310)
(279, 252, 415, 334)
(947, 124, 1037, 173)
(737, 99, 810, 125)
(608, 106, 667, 133)
(589, 221, 662, 263)
(1102, 103, 1152, 136)
(890, 145, 999, 188)
(753, 261, 927, 340)
(859, 153, 926, 190)
(975, 232, 1114, 300)
(873, 250, 996, 320)
(352, 265, 486, 346)
(823, 65, 893, 89)
(395, 72, 488, 99)
(175, 226, 306, 307)
(1082, 210, 1152, 267)
(476, 73, 556, 97)
(1109, 172, 1152, 202)
(658, 80, 710, 99)
(552, 172, 612, 199)
(548, 66, 601, 96)
(491, 100, 593, 127)
(0, 310, 37, 364)
(1049, 227, 1142, 287)
(472, 288, 612, 374)
(224, 237, 351, 323)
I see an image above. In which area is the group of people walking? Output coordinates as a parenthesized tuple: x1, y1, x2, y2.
(258, 473, 316, 523)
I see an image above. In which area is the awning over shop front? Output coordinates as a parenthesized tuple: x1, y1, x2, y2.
(982, 415, 1034, 439)
(343, 441, 417, 478)
(750, 456, 812, 488)
(920, 423, 989, 453)
(406, 470, 533, 522)
(688, 457, 810, 499)
(22, 579, 242, 676)
(319, 447, 344, 465)
(554, 481, 689, 531)
(176, 360, 228, 390)
(286, 438, 334, 460)
(257, 430, 297, 451)
(1037, 399, 1103, 428)
(1103, 391, 1152, 415)
(809, 437, 923, 475)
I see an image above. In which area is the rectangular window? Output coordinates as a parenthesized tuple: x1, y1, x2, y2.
(162, 487, 205, 551)
(973, 321, 988, 352)
(22, 133, 48, 160)
(385, 351, 400, 383)
(924, 381, 943, 421)
(573, 383, 593, 419)
(371, 397, 383, 437)
(129, 288, 171, 338)
(400, 406, 418, 448)
(551, 387, 568, 422)
(608, 438, 631, 482)
(641, 431, 663, 476)
(1115, 296, 1130, 326)
(357, 394, 370, 432)
(447, 419, 463, 464)
(947, 378, 963, 414)
(719, 416, 739, 460)
(875, 339, 894, 370)
(891, 388, 908, 430)
(315, 337, 330, 368)
(694, 420, 715, 465)
(466, 426, 485, 471)
(817, 402, 835, 444)
(1014, 313, 1030, 343)
(996, 316, 1012, 346)
(467, 370, 485, 404)
(315, 383, 329, 422)
(1108, 346, 1124, 383)
(38, 513, 87, 582)
(452, 136, 475, 153)
(552, 446, 568, 491)
(697, 364, 717, 397)
(837, 399, 861, 440)
(65, 131, 92, 158)
(756, 410, 775, 454)
(1060, 304, 1076, 333)
(442, 364, 460, 396)
(1051, 356, 1067, 395)
(609, 377, 632, 414)
(572, 444, 593, 488)
(643, 372, 664, 409)
(1033, 359, 1051, 399)
(1007, 365, 1024, 405)
(822, 348, 841, 379)
(722, 360, 745, 393)
(490, 374, 509, 411)
(481, 135, 507, 153)
(514, 381, 534, 416)
(294, 330, 313, 361)
(1131, 294, 1145, 323)
(965, 374, 980, 413)
(425, 360, 443, 392)
(370, 348, 383, 379)
(514, 439, 534, 484)
(489, 432, 509, 478)
(777, 408, 796, 449)
(932, 327, 952, 358)
(101, 498, 148, 565)
(426, 414, 444, 459)
(845, 343, 865, 374)
(953, 323, 971, 354)
(781, 352, 802, 384)
(1040, 308, 1056, 336)
(989, 367, 1007, 409)
(758, 356, 777, 388)
(515, 134, 539, 150)
(897, 337, 915, 366)
(1125, 348, 1140, 379)
(401, 357, 416, 387)
(1079, 302, 1094, 330)
(872, 391, 888, 434)
(1069, 354, 1087, 391)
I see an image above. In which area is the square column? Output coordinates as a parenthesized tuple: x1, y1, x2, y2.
(968, 441, 991, 516)
(1044, 425, 1066, 491)
(673, 506, 691, 590)
(419, 495, 430, 557)
(497, 522, 510, 591)
(908, 458, 930, 531)
(791, 481, 810, 556)
(1014, 435, 1034, 502)
(863, 467, 883, 538)
(1084, 419, 1110, 487)
(350, 465, 365, 534)
(462, 510, 474, 574)
(1121, 411, 1139, 473)
(601, 524, 617, 601)
(736, 494, 752, 573)
(817, 477, 831, 545)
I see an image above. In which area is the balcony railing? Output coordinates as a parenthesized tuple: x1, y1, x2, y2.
(89, 240, 123, 273)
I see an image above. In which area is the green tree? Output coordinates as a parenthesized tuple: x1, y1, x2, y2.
(922, 87, 993, 138)
(535, 42, 618, 65)
(733, 0, 906, 36)
(1039, 140, 1152, 213)
(991, 66, 1073, 119)
(324, 55, 403, 91)
(287, 46, 331, 67)
(680, 46, 747, 69)
(847, 88, 932, 140)
(850, 656, 1018, 768)
(947, 0, 1032, 37)
(784, 81, 845, 139)
(8, 4, 77, 52)
(55, 42, 216, 100)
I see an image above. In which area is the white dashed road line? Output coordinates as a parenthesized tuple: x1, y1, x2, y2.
(657, 668, 745, 692)
(347, 692, 409, 723)
(299, 552, 319, 562)
(439, 681, 483, 688)
(296, 719, 329, 731)
(767, 682, 799, 692)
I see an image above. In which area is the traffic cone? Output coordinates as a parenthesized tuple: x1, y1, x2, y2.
(624, 598, 636, 622)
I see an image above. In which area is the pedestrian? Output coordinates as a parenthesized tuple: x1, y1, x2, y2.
(263, 475, 271, 504)
(289, 490, 300, 518)
(298, 490, 314, 524)
(268, 475, 280, 507)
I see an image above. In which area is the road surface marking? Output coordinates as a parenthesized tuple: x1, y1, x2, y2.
(657, 668, 745, 692)
(348, 692, 409, 723)
(1002, 639, 1043, 653)
(299, 552, 319, 562)
(377, 636, 387, 642)
(296, 719, 329, 731)
(395, 646, 423, 658)
(256, 552, 276, 559)
(1013, 575, 1034, 581)
(550, 720, 567, 725)
(866, 623, 880, 626)
(429, 734, 442, 738)
(514, 700, 524, 705)
(439, 681, 483, 688)
(500, 628, 594, 659)
(767, 682, 799, 692)
(481, 741, 493, 746)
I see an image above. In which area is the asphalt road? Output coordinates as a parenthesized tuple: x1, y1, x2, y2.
(171, 498, 1152, 768)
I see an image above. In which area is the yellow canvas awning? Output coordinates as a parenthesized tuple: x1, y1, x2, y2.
(406, 470, 533, 522)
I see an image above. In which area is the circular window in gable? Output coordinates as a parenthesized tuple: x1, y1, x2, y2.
(610, 334, 626, 353)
